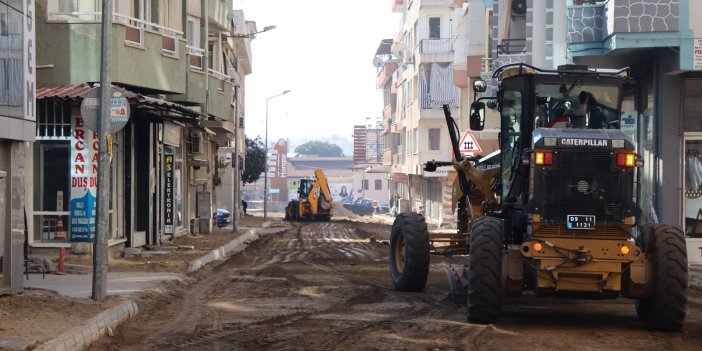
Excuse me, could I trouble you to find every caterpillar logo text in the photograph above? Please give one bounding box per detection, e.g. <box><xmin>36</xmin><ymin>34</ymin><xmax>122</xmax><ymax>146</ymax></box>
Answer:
<box><xmin>560</xmin><ymin>138</ymin><xmax>608</xmax><ymax>147</ymax></box>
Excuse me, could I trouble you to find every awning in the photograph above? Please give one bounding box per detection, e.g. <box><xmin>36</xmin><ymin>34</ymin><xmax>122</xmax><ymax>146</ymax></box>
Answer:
<box><xmin>137</xmin><ymin>95</ymin><xmax>206</xmax><ymax>119</ymax></box>
<box><xmin>36</xmin><ymin>84</ymin><xmax>139</xmax><ymax>100</ymax></box>
<box><xmin>37</xmin><ymin>84</ymin><xmax>205</xmax><ymax>120</ymax></box>
<box><xmin>366</xmin><ymin>165</ymin><xmax>391</xmax><ymax>173</ymax></box>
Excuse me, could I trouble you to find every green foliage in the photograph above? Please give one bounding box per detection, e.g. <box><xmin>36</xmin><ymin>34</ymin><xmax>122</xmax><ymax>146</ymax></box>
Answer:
<box><xmin>243</xmin><ymin>137</ymin><xmax>266</xmax><ymax>184</ymax></box>
<box><xmin>294</xmin><ymin>140</ymin><xmax>343</xmax><ymax>157</ymax></box>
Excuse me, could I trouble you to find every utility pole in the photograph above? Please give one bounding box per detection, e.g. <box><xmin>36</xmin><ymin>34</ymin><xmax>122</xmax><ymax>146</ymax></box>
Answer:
<box><xmin>92</xmin><ymin>0</ymin><xmax>113</xmax><ymax>302</ymax></box>
<box><xmin>231</xmin><ymin>104</ymin><xmax>239</xmax><ymax>232</ymax></box>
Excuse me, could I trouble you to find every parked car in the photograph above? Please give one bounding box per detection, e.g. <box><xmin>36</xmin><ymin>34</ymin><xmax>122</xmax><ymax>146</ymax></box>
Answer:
<box><xmin>216</xmin><ymin>208</ymin><xmax>231</xmax><ymax>228</ymax></box>
<box><xmin>342</xmin><ymin>199</ymin><xmax>375</xmax><ymax>216</ymax></box>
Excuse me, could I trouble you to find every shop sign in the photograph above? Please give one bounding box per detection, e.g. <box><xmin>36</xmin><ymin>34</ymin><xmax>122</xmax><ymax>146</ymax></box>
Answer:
<box><xmin>24</xmin><ymin>0</ymin><xmax>35</xmax><ymax>122</ymax></box>
<box><xmin>80</xmin><ymin>87</ymin><xmax>131</xmax><ymax>133</ymax></box>
<box><xmin>393</xmin><ymin>173</ymin><xmax>409</xmax><ymax>183</ymax></box>
<box><xmin>70</xmin><ymin>116</ymin><xmax>98</xmax><ymax>242</ymax></box>
<box><xmin>163</xmin><ymin>122</ymin><xmax>182</xmax><ymax>146</ymax></box>
<box><xmin>695</xmin><ymin>39</ymin><xmax>702</xmax><ymax>70</ymax></box>
<box><xmin>164</xmin><ymin>146</ymin><xmax>175</xmax><ymax>234</ymax></box>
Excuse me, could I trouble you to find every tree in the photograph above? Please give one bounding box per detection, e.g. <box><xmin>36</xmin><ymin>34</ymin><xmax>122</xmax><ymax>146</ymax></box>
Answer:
<box><xmin>243</xmin><ymin>137</ymin><xmax>266</xmax><ymax>184</ymax></box>
<box><xmin>294</xmin><ymin>141</ymin><xmax>343</xmax><ymax>157</ymax></box>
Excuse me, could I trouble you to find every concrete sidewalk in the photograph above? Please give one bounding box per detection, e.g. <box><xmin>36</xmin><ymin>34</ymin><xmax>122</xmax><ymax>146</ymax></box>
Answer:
<box><xmin>26</xmin><ymin>221</ymin><xmax>289</xmax><ymax>351</ymax></box>
<box><xmin>24</xmin><ymin>272</ymin><xmax>183</xmax><ymax>299</ymax></box>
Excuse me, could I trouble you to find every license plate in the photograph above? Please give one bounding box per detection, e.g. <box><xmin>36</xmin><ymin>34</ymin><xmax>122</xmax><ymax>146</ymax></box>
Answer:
<box><xmin>567</xmin><ymin>215</ymin><xmax>595</xmax><ymax>230</ymax></box>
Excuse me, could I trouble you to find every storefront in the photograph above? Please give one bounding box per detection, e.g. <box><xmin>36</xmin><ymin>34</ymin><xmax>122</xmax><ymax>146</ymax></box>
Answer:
<box><xmin>31</xmin><ymin>92</ymin><xmax>126</xmax><ymax>248</ymax></box>
<box><xmin>681</xmin><ymin>77</ymin><xmax>702</xmax><ymax>263</ymax></box>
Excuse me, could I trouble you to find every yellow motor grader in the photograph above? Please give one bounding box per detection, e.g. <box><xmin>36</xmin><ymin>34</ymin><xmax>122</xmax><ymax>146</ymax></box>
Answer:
<box><xmin>389</xmin><ymin>63</ymin><xmax>688</xmax><ymax>331</ymax></box>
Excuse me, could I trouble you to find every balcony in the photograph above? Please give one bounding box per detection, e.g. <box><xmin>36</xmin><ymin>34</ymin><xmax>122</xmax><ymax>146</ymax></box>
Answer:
<box><xmin>207</xmin><ymin>69</ymin><xmax>234</xmax><ymax>121</ymax></box>
<box><xmin>421</xmin><ymin>0</ymin><xmax>454</xmax><ymax>6</ymax></box>
<box><xmin>39</xmin><ymin>12</ymin><xmax>186</xmax><ymax>94</ymax></box>
<box><xmin>209</xmin><ymin>0</ymin><xmax>234</xmax><ymax>30</ymax></box>
<box><xmin>567</xmin><ymin>1</ymin><xmax>681</xmax><ymax>57</ymax></box>
<box><xmin>420</xmin><ymin>39</ymin><xmax>453</xmax><ymax>54</ymax></box>
<box><xmin>377</xmin><ymin>62</ymin><xmax>399</xmax><ymax>89</ymax></box>
<box><xmin>496</xmin><ymin>39</ymin><xmax>527</xmax><ymax>56</ymax></box>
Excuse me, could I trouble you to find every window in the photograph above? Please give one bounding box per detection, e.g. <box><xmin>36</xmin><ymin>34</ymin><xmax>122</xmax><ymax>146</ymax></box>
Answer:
<box><xmin>429</xmin><ymin>17</ymin><xmax>441</xmax><ymax>39</ymax></box>
<box><xmin>0</xmin><ymin>5</ymin><xmax>23</xmax><ymax>117</ymax></box>
<box><xmin>413</xmin><ymin>128</ymin><xmax>419</xmax><ymax>153</ymax></box>
<box><xmin>187</xmin><ymin>17</ymin><xmax>200</xmax><ymax>48</ymax></box>
<box><xmin>375</xmin><ymin>179</ymin><xmax>382</xmax><ymax>190</ymax></box>
<box><xmin>363</xmin><ymin>179</ymin><xmax>369</xmax><ymax>190</ymax></box>
<box><xmin>428</xmin><ymin>128</ymin><xmax>440</xmax><ymax>151</ymax></box>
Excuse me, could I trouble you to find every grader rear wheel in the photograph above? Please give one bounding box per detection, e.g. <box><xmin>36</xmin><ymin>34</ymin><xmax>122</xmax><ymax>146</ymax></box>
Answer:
<box><xmin>389</xmin><ymin>213</ymin><xmax>430</xmax><ymax>292</ymax></box>
<box><xmin>636</xmin><ymin>223</ymin><xmax>688</xmax><ymax>331</ymax></box>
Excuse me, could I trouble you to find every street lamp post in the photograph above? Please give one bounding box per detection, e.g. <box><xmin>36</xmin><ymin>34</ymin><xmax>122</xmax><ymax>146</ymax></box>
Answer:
<box><xmin>264</xmin><ymin>90</ymin><xmax>291</xmax><ymax>220</ymax></box>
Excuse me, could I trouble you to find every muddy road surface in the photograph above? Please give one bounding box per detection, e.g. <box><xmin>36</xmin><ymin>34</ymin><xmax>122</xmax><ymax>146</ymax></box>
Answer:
<box><xmin>92</xmin><ymin>219</ymin><xmax>702</xmax><ymax>350</ymax></box>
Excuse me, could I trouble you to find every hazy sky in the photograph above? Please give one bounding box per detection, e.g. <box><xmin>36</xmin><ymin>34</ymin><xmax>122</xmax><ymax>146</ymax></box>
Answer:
<box><xmin>234</xmin><ymin>0</ymin><xmax>400</xmax><ymax>144</ymax></box>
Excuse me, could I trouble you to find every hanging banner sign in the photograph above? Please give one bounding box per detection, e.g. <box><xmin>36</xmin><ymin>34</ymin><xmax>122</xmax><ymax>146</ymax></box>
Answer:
<box><xmin>164</xmin><ymin>145</ymin><xmax>175</xmax><ymax>234</ymax></box>
<box><xmin>70</xmin><ymin>116</ymin><xmax>98</xmax><ymax>242</ymax></box>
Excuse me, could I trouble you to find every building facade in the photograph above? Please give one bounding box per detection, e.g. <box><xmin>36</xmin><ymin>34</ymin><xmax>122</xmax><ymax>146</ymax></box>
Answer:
<box><xmin>25</xmin><ymin>0</ymin><xmax>251</xmax><ymax>261</ymax></box>
<box><xmin>457</xmin><ymin>0</ymin><xmax>700</xmax><ymax>262</ymax></box>
<box><xmin>1</xmin><ymin>0</ymin><xmax>35</xmax><ymax>295</ymax></box>
<box><xmin>379</xmin><ymin>0</ymin><xmax>499</xmax><ymax>226</ymax></box>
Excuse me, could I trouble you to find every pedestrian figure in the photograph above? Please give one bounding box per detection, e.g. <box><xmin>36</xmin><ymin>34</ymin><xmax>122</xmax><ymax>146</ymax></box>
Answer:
<box><xmin>241</xmin><ymin>199</ymin><xmax>248</xmax><ymax>215</ymax></box>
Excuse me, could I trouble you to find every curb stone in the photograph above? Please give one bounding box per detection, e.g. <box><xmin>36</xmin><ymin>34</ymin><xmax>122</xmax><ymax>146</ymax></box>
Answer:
<box><xmin>36</xmin><ymin>300</ymin><xmax>138</xmax><ymax>351</ymax></box>
<box><xmin>186</xmin><ymin>224</ymin><xmax>287</xmax><ymax>273</ymax></box>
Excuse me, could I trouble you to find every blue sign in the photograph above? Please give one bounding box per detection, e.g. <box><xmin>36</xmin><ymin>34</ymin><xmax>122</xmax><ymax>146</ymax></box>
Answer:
<box><xmin>70</xmin><ymin>116</ymin><xmax>98</xmax><ymax>242</ymax></box>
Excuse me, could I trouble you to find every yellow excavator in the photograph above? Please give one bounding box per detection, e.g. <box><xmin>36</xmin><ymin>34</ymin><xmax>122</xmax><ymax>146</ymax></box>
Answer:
<box><xmin>284</xmin><ymin>169</ymin><xmax>334</xmax><ymax>221</ymax></box>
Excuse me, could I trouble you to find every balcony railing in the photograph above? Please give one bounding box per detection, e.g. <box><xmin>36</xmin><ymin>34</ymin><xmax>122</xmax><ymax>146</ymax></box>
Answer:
<box><xmin>497</xmin><ymin>38</ymin><xmax>527</xmax><ymax>56</ymax></box>
<box><xmin>420</xmin><ymin>39</ymin><xmax>453</xmax><ymax>54</ymax></box>
<box><xmin>482</xmin><ymin>57</ymin><xmax>493</xmax><ymax>73</ymax></box>
<box><xmin>47</xmin><ymin>11</ymin><xmax>183</xmax><ymax>57</ymax></box>
<box><xmin>186</xmin><ymin>46</ymin><xmax>205</xmax><ymax>69</ymax></box>
<box><xmin>208</xmin><ymin>69</ymin><xmax>230</xmax><ymax>91</ymax></box>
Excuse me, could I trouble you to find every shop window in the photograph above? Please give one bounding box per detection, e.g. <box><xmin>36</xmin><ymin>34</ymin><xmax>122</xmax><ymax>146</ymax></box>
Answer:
<box><xmin>33</xmin><ymin>142</ymin><xmax>70</xmax><ymax>242</ymax></box>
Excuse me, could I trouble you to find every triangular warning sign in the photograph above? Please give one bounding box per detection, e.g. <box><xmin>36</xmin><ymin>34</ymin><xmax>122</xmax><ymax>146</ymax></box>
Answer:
<box><xmin>458</xmin><ymin>130</ymin><xmax>482</xmax><ymax>154</ymax></box>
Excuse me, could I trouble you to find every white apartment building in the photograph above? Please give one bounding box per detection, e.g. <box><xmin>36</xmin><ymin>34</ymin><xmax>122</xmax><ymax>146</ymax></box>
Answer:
<box><xmin>378</xmin><ymin>0</ymin><xmax>497</xmax><ymax>226</ymax></box>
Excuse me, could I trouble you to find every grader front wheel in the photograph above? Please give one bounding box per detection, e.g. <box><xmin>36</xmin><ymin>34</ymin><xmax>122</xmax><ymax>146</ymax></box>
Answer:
<box><xmin>467</xmin><ymin>216</ymin><xmax>503</xmax><ymax>324</ymax></box>
<box><xmin>637</xmin><ymin>223</ymin><xmax>688</xmax><ymax>331</ymax></box>
<box><xmin>389</xmin><ymin>213</ymin><xmax>430</xmax><ymax>292</ymax></box>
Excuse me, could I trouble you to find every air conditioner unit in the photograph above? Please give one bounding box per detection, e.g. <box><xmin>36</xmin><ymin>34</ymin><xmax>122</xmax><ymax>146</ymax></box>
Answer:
<box><xmin>511</xmin><ymin>0</ymin><xmax>527</xmax><ymax>16</ymax></box>
<box><xmin>190</xmin><ymin>131</ymin><xmax>204</xmax><ymax>154</ymax></box>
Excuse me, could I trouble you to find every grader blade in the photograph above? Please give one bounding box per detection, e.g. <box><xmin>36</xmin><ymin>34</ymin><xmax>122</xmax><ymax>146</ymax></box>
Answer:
<box><xmin>443</xmin><ymin>265</ymin><xmax>468</xmax><ymax>304</ymax></box>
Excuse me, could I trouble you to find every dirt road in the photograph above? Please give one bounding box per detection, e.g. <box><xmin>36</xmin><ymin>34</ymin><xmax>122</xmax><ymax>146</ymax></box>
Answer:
<box><xmin>91</xmin><ymin>219</ymin><xmax>702</xmax><ymax>350</ymax></box>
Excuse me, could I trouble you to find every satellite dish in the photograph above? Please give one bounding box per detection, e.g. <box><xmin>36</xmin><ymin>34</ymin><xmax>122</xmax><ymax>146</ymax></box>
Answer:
<box><xmin>372</xmin><ymin>57</ymin><xmax>384</xmax><ymax>68</ymax></box>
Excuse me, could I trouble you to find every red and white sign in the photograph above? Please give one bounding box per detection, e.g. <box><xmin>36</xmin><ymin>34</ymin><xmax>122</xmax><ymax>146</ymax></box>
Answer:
<box><xmin>459</xmin><ymin>130</ymin><xmax>482</xmax><ymax>154</ymax></box>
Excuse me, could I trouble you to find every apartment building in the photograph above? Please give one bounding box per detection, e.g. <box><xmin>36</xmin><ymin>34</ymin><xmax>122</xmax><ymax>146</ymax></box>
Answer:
<box><xmin>1</xmin><ymin>1</ymin><xmax>35</xmax><ymax>295</ymax></box>
<box><xmin>27</xmin><ymin>0</ymin><xmax>247</xmax><ymax>258</ymax></box>
<box><xmin>381</xmin><ymin>0</ymin><xmax>464</xmax><ymax>225</ymax></box>
<box><xmin>214</xmin><ymin>9</ymin><xmax>255</xmax><ymax>221</ymax></box>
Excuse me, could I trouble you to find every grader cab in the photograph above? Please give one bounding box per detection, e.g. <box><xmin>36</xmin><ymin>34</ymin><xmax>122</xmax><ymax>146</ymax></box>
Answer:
<box><xmin>389</xmin><ymin>63</ymin><xmax>688</xmax><ymax>331</ymax></box>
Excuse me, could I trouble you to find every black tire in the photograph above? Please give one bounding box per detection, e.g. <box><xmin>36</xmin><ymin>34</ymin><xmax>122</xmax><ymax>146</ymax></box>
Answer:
<box><xmin>637</xmin><ymin>223</ymin><xmax>688</xmax><ymax>331</ymax></box>
<box><xmin>467</xmin><ymin>216</ymin><xmax>503</xmax><ymax>324</ymax></box>
<box><xmin>389</xmin><ymin>213</ymin><xmax>430</xmax><ymax>291</ymax></box>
